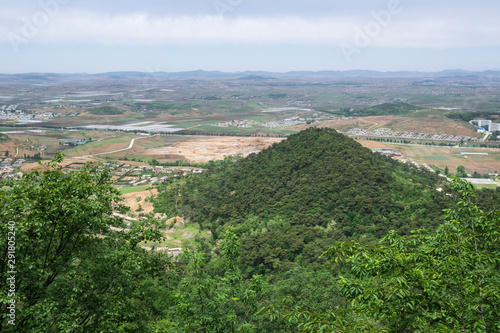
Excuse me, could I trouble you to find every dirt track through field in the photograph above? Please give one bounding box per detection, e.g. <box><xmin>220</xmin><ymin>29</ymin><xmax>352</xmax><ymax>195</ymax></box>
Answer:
<box><xmin>78</xmin><ymin>137</ymin><xmax>148</xmax><ymax>158</ymax></box>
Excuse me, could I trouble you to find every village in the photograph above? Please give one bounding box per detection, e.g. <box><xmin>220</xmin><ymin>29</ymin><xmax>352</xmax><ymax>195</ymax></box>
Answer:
<box><xmin>0</xmin><ymin>158</ymin><xmax>204</xmax><ymax>185</ymax></box>
<box><xmin>344</xmin><ymin>127</ymin><xmax>479</xmax><ymax>142</ymax></box>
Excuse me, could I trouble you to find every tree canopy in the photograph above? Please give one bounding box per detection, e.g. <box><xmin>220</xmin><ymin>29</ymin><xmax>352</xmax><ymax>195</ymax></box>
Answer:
<box><xmin>264</xmin><ymin>178</ymin><xmax>500</xmax><ymax>332</ymax></box>
<box><xmin>0</xmin><ymin>153</ymin><xmax>169</xmax><ymax>332</ymax></box>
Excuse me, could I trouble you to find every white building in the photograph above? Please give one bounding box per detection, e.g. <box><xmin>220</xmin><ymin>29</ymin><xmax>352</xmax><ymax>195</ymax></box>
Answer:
<box><xmin>471</xmin><ymin>119</ymin><xmax>500</xmax><ymax>132</ymax></box>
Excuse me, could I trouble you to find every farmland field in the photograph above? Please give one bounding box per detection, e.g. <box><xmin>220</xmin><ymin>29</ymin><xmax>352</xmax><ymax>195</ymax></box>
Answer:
<box><xmin>119</xmin><ymin>185</ymin><xmax>152</xmax><ymax>194</ymax></box>
<box><xmin>2</xmin><ymin>71</ymin><xmax>500</xmax><ymax>181</ymax></box>
<box><xmin>388</xmin><ymin>144</ymin><xmax>500</xmax><ymax>174</ymax></box>
<box><xmin>287</xmin><ymin>114</ymin><xmax>479</xmax><ymax>137</ymax></box>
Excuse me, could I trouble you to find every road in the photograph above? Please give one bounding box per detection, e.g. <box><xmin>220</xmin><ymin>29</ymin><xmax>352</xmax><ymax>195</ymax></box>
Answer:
<box><xmin>78</xmin><ymin>136</ymin><xmax>149</xmax><ymax>158</ymax></box>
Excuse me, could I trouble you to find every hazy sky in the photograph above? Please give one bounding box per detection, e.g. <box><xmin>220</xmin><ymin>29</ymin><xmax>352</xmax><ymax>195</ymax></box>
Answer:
<box><xmin>1</xmin><ymin>0</ymin><xmax>499</xmax><ymax>73</ymax></box>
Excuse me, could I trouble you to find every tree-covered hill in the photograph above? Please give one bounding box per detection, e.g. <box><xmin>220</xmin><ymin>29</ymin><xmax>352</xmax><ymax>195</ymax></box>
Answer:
<box><xmin>154</xmin><ymin>128</ymin><xmax>449</xmax><ymax>245</ymax></box>
<box><xmin>336</xmin><ymin>101</ymin><xmax>423</xmax><ymax>116</ymax></box>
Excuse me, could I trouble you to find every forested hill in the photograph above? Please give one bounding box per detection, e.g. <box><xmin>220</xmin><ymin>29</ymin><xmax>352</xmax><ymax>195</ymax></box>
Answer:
<box><xmin>154</xmin><ymin>128</ymin><xmax>450</xmax><ymax>244</ymax></box>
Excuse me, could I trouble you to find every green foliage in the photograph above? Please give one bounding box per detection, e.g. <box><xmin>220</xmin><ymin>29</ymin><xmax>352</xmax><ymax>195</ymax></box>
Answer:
<box><xmin>154</xmin><ymin>128</ymin><xmax>449</xmax><ymax>245</ymax></box>
<box><xmin>133</xmin><ymin>101</ymin><xmax>199</xmax><ymax>112</ymax></box>
<box><xmin>268</xmin><ymin>93</ymin><xmax>287</xmax><ymax>99</ymax></box>
<box><xmin>170</xmin><ymin>228</ymin><xmax>265</xmax><ymax>332</ymax></box>
<box><xmin>337</xmin><ymin>102</ymin><xmax>423</xmax><ymax>117</ymax></box>
<box><xmin>0</xmin><ymin>133</ymin><xmax>9</xmax><ymax>143</ymax></box>
<box><xmin>0</xmin><ymin>153</ymin><xmax>169</xmax><ymax>331</ymax></box>
<box><xmin>445</xmin><ymin>111</ymin><xmax>499</xmax><ymax>123</ymax></box>
<box><xmin>457</xmin><ymin>165</ymin><xmax>467</xmax><ymax>177</ymax></box>
<box><xmin>88</xmin><ymin>105</ymin><xmax>125</xmax><ymax>115</ymax></box>
<box><xmin>320</xmin><ymin>178</ymin><xmax>500</xmax><ymax>332</ymax></box>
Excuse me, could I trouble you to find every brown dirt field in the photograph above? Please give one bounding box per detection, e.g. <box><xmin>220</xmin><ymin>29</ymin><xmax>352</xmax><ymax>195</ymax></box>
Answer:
<box><xmin>20</xmin><ymin>157</ymin><xmax>96</xmax><ymax>172</ymax></box>
<box><xmin>121</xmin><ymin>189</ymin><xmax>158</xmax><ymax>216</ymax></box>
<box><xmin>286</xmin><ymin>115</ymin><xmax>479</xmax><ymax>137</ymax></box>
<box><xmin>356</xmin><ymin>139</ymin><xmax>394</xmax><ymax>150</ymax></box>
<box><xmin>145</xmin><ymin>137</ymin><xmax>283</xmax><ymax>162</ymax></box>
<box><xmin>0</xmin><ymin>133</ymin><xmax>61</xmax><ymax>159</ymax></box>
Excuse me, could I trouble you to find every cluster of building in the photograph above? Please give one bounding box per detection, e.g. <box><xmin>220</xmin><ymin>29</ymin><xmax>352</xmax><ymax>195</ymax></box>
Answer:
<box><xmin>345</xmin><ymin>127</ymin><xmax>477</xmax><ymax>142</ymax></box>
<box><xmin>471</xmin><ymin>119</ymin><xmax>500</xmax><ymax>132</ymax></box>
<box><xmin>214</xmin><ymin>120</ymin><xmax>257</xmax><ymax>128</ymax></box>
<box><xmin>0</xmin><ymin>158</ymin><xmax>25</xmax><ymax>179</ymax></box>
<box><xmin>100</xmin><ymin>163</ymin><xmax>204</xmax><ymax>187</ymax></box>
<box><xmin>1</xmin><ymin>105</ymin><xmax>19</xmax><ymax>111</ymax></box>
<box><xmin>372</xmin><ymin>148</ymin><xmax>402</xmax><ymax>157</ymax></box>
<box><xmin>60</xmin><ymin>138</ymin><xmax>87</xmax><ymax>146</ymax></box>
<box><xmin>0</xmin><ymin>108</ymin><xmax>60</xmax><ymax>122</ymax></box>
<box><xmin>262</xmin><ymin>114</ymin><xmax>342</xmax><ymax>129</ymax></box>
<box><xmin>262</xmin><ymin>117</ymin><xmax>307</xmax><ymax>128</ymax></box>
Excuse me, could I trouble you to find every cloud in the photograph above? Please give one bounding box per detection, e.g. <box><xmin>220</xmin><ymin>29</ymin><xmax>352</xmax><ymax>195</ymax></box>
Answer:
<box><xmin>1</xmin><ymin>9</ymin><xmax>499</xmax><ymax>49</ymax></box>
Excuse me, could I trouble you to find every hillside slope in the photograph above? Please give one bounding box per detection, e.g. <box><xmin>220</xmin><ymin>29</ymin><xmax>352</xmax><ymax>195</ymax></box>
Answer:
<box><xmin>155</xmin><ymin>128</ymin><xmax>449</xmax><ymax>240</ymax></box>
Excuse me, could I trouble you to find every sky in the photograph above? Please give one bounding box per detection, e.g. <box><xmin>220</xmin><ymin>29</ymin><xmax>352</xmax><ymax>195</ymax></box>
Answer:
<box><xmin>0</xmin><ymin>0</ymin><xmax>499</xmax><ymax>74</ymax></box>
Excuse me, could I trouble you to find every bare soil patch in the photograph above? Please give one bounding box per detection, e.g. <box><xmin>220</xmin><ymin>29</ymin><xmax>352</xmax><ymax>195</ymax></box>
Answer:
<box><xmin>357</xmin><ymin>139</ymin><xmax>394</xmax><ymax>150</ymax></box>
<box><xmin>20</xmin><ymin>157</ymin><xmax>96</xmax><ymax>172</ymax></box>
<box><xmin>122</xmin><ymin>188</ymin><xmax>158</xmax><ymax>215</ymax></box>
<box><xmin>145</xmin><ymin>136</ymin><xmax>283</xmax><ymax>162</ymax></box>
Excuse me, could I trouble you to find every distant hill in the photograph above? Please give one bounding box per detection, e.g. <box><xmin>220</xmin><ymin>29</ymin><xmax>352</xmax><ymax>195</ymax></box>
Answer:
<box><xmin>88</xmin><ymin>106</ymin><xmax>125</xmax><ymax>115</ymax></box>
<box><xmin>155</xmin><ymin>128</ymin><xmax>448</xmax><ymax>239</ymax></box>
<box><xmin>360</xmin><ymin>102</ymin><xmax>423</xmax><ymax>115</ymax></box>
<box><xmin>238</xmin><ymin>75</ymin><xmax>276</xmax><ymax>80</ymax></box>
<box><xmin>2</xmin><ymin>69</ymin><xmax>500</xmax><ymax>82</ymax></box>
<box><xmin>154</xmin><ymin>128</ymin><xmax>452</xmax><ymax>274</ymax></box>
<box><xmin>335</xmin><ymin>102</ymin><xmax>423</xmax><ymax>117</ymax></box>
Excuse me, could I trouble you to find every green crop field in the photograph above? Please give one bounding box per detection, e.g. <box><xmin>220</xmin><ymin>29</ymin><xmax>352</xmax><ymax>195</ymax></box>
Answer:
<box><xmin>475</xmin><ymin>183</ymin><xmax>500</xmax><ymax>190</ymax></box>
<box><xmin>425</xmin><ymin>156</ymin><xmax>450</xmax><ymax>161</ymax></box>
<box><xmin>119</xmin><ymin>185</ymin><xmax>151</xmax><ymax>194</ymax></box>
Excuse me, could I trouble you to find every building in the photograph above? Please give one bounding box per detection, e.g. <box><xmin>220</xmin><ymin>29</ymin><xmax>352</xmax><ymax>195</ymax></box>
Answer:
<box><xmin>459</xmin><ymin>152</ymin><xmax>489</xmax><ymax>156</ymax></box>
<box><xmin>372</xmin><ymin>148</ymin><xmax>402</xmax><ymax>157</ymax></box>
<box><xmin>60</xmin><ymin>138</ymin><xmax>87</xmax><ymax>146</ymax></box>
<box><xmin>462</xmin><ymin>178</ymin><xmax>495</xmax><ymax>184</ymax></box>
<box><xmin>470</xmin><ymin>119</ymin><xmax>500</xmax><ymax>132</ymax></box>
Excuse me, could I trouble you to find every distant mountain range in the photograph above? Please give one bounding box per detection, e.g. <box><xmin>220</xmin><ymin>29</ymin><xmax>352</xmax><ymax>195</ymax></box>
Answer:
<box><xmin>2</xmin><ymin>69</ymin><xmax>500</xmax><ymax>82</ymax></box>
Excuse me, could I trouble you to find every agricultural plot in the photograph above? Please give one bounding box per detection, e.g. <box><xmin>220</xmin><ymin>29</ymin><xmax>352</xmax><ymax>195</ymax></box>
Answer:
<box><xmin>390</xmin><ymin>144</ymin><xmax>500</xmax><ymax>174</ymax></box>
<box><xmin>0</xmin><ymin>132</ymin><xmax>61</xmax><ymax>159</ymax></box>
<box><xmin>287</xmin><ymin>114</ymin><xmax>479</xmax><ymax>138</ymax></box>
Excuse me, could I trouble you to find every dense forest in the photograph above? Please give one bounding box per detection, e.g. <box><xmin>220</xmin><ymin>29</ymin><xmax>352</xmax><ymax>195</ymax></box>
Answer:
<box><xmin>334</xmin><ymin>102</ymin><xmax>423</xmax><ymax>117</ymax></box>
<box><xmin>2</xmin><ymin>130</ymin><xmax>499</xmax><ymax>332</ymax></box>
<box><xmin>446</xmin><ymin>110</ymin><xmax>500</xmax><ymax>122</ymax></box>
<box><xmin>154</xmin><ymin>128</ymin><xmax>451</xmax><ymax>270</ymax></box>
<box><xmin>88</xmin><ymin>106</ymin><xmax>125</xmax><ymax>115</ymax></box>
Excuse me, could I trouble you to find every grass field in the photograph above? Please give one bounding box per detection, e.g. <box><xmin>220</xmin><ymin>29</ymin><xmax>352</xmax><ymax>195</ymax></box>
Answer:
<box><xmin>425</xmin><ymin>156</ymin><xmax>450</xmax><ymax>161</ymax></box>
<box><xmin>119</xmin><ymin>185</ymin><xmax>151</xmax><ymax>194</ymax></box>
<box><xmin>390</xmin><ymin>144</ymin><xmax>500</xmax><ymax>174</ymax></box>
<box><xmin>475</xmin><ymin>184</ymin><xmax>500</xmax><ymax>190</ymax></box>
<box><xmin>140</xmin><ymin>221</ymin><xmax>210</xmax><ymax>249</ymax></box>
<box><xmin>63</xmin><ymin>135</ymin><xmax>136</xmax><ymax>156</ymax></box>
